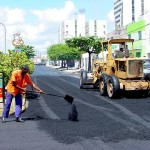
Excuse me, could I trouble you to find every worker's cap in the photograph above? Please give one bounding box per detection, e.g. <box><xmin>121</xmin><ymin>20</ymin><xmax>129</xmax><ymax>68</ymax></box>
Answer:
<box><xmin>21</xmin><ymin>65</ymin><xmax>29</xmax><ymax>70</ymax></box>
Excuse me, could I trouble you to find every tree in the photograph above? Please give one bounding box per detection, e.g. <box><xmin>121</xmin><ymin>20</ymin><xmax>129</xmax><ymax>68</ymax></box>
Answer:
<box><xmin>65</xmin><ymin>36</ymin><xmax>103</xmax><ymax>72</ymax></box>
<box><xmin>19</xmin><ymin>45</ymin><xmax>35</xmax><ymax>59</ymax></box>
<box><xmin>0</xmin><ymin>50</ymin><xmax>34</xmax><ymax>85</ymax></box>
<box><xmin>47</xmin><ymin>44</ymin><xmax>81</xmax><ymax>68</ymax></box>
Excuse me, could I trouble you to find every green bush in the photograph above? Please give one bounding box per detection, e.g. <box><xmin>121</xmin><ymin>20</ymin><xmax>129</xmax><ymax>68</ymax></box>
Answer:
<box><xmin>0</xmin><ymin>50</ymin><xmax>34</xmax><ymax>86</ymax></box>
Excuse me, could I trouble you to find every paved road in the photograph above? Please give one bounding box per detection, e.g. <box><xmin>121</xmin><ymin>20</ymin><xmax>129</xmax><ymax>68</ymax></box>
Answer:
<box><xmin>0</xmin><ymin>65</ymin><xmax>150</xmax><ymax>150</ymax></box>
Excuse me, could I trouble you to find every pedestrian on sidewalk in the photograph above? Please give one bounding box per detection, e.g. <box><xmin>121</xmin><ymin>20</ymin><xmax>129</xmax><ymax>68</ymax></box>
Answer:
<box><xmin>2</xmin><ymin>65</ymin><xmax>44</xmax><ymax>123</ymax></box>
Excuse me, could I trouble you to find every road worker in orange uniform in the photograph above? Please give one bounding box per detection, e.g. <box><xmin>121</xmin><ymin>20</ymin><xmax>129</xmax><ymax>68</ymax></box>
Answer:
<box><xmin>2</xmin><ymin>65</ymin><xmax>44</xmax><ymax>123</ymax></box>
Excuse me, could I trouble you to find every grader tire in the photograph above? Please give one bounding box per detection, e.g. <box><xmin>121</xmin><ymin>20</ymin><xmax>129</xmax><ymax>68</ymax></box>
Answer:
<box><xmin>99</xmin><ymin>74</ymin><xmax>108</xmax><ymax>96</ymax></box>
<box><xmin>107</xmin><ymin>75</ymin><xmax>120</xmax><ymax>98</ymax></box>
<box><xmin>144</xmin><ymin>73</ymin><xmax>150</xmax><ymax>81</ymax></box>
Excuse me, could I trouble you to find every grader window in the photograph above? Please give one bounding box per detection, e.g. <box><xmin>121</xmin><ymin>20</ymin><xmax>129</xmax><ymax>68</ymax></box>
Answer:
<box><xmin>128</xmin><ymin>60</ymin><xmax>143</xmax><ymax>76</ymax></box>
<box><xmin>118</xmin><ymin>61</ymin><xmax>126</xmax><ymax>72</ymax></box>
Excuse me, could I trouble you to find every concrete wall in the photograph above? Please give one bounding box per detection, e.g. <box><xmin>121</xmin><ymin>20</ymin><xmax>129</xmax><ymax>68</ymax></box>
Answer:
<box><xmin>144</xmin><ymin>11</ymin><xmax>150</xmax><ymax>57</ymax></box>
<box><xmin>127</xmin><ymin>20</ymin><xmax>146</xmax><ymax>57</ymax></box>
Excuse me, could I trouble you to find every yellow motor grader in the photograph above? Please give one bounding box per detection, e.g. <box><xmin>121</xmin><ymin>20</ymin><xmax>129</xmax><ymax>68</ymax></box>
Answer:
<box><xmin>79</xmin><ymin>59</ymin><xmax>103</xmax><ymax>89</ymax></box>
<box><xmin>99</xmin><ymin>38</ymin><xmax>150</xmax><ymax>98</ymax></box>
<box><xmin>80</xmin><ymin>38</ymin><xmax>150</xmax><ymax>98</ymax></box>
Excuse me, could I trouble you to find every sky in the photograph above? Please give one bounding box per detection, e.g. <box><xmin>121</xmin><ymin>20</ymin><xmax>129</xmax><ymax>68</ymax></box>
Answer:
<box><xmin>0</xmin><ymin>0</ymin><xmax>115</xmax><ymax>55</ymax></box>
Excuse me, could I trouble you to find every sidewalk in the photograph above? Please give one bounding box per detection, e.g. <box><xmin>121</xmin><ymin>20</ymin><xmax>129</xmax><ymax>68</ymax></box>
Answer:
<box><xmin>49</xmin><ymin>65</ymin><xmax>81</xmax><ymax>77</ymax></box>
<box><xmin>0</xmin><ymin>103</ymin><xmax>3</xmax><ymax>116</ymax></box>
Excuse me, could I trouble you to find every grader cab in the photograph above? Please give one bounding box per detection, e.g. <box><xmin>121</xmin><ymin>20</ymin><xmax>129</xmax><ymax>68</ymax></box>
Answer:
<box><xmin>99</xmin><ymin>38</ymin><xmax>150</xmax><ymax>98</ymax></box>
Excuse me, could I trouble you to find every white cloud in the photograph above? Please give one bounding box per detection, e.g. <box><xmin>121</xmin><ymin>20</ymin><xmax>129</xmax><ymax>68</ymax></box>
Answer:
<box><xmin>32</xmin><ymin>0</ymin><xmax>75</xmax><ymax>23</ymax></box>
<box><xmin>6</xmin><ymin>8</ymin><xmax>25</xmax><ymax>25</ymax></box>
<box><xmin>0</xmin><ymin>0</ymin><xmax>76</xmax><ymax>54</ymax></box>
<box><xmin>0</xmin><ymin>7</ymin><xmax>25</xmax><ymax>25</ymax></box>
<box><xmin>107</xmin><ymin>9</ymin><xmax>115</xmax><ymax>22</ymax></box>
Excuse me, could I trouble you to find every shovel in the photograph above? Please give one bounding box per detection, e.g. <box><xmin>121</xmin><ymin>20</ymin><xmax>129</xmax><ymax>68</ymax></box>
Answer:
<box><xmin>26</xmin><ymin>90</ymin><xmax>74</xmax><ymax>104</ymax></box>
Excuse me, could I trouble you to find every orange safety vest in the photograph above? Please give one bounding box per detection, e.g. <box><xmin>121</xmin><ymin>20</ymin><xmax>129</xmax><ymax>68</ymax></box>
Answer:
<box><xmin>6</xmin><ymin>70</ymin><xmax>33</xmax><ymax>96</ymax></box>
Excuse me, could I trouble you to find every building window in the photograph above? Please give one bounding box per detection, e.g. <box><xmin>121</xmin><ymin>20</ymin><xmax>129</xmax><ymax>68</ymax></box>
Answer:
<box><xmin>128</xmin><ymin>34</ymin><xmax>131</xmax><ymax>39</ymax></box>
<box><xmin>66</xmin><ymin>31</ymin><xmax>68</xmax><ymax>34</ymax></box>
<box><xmin>114</xmin><ymin>3</ymin><xmax>122</xmax><ymax>10</ymax></box>
<box><xmin>141</xmin><ymin>0</ymin><xmax>144</xmax><ymax>15</ymax></box>
<box><xmin>138</xmin><ymin>31</ymin><xmax>142</xmax><ymax>40</ymax></box>
<box><xmin>132</xmin><ymin>0</ymin><xmax>135</xmax><ymax>22</ymax></box>
<box><xmin>136</xmin><ymin>52</ymin><xmax>141</xmax><ymax>57</ymax></box>
<box><xmin>114</xmin><ymin>9</ymin><xmax>122</xmax><ymax>15</ymax></box>
<box><xmin>75</xmin><ymin>20</ymin><xmax>77</xmax><ymax>37</ymax></box>
<box><xmin>115</xmin><ymin>14</ymin><xmax>120</xmax><ymax>19</ymax></box>
<box><xmin>114</xmin><ymin>0</ymin><xmax>121</xmax><ymax>5</ymax></box>
<box><xmin>94</xmin><ymin>20</ymin><xmax>97</xmax><ymax>33</ymax></box>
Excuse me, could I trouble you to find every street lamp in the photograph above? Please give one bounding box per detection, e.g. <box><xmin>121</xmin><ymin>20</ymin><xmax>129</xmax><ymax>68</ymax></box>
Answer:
<box><xmin>0</xmin><ymin>23</ymin><xmax>6</xmax><ymax>54</ymax></box>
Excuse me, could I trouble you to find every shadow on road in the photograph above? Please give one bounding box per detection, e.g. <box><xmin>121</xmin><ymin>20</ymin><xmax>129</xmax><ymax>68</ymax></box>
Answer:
<box><xmin>26</xmin><ymin>92</ymin><xmax>40</xmax><ymax>99</ymax></box>
<box><xmin>23</xmin><ymin>115</ymin><xmax>45</xmax><ymax>121</ymax></box>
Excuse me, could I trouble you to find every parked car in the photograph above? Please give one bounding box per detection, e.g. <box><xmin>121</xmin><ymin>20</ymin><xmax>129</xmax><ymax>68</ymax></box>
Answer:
<box><xmin>143</xmin><ymin>62</ymin><xmax>150</xmax><ymax>81</ymax></box>
<box><xmin>143</xmin><ymin>62</ymin><xmax>150</xmax><ymax>75</ymax></box>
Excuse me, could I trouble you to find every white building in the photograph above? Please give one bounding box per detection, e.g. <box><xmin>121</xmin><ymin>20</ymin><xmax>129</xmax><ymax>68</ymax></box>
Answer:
<box><xmin>144</xmin><ymin>11</ymin><xmax>150</xmax><ymax>58</ymax></box>
<box><xmin>58</xmin><ymin>12</ymin><xmax>107</xmax><ymax>71</ymax></box>
<box><xmin>85</xmin><ymin>20</ymin><xmax>107</xmax><ymax>38</ymax></box>
<box><xmin>76</xmin><ymin>13</ymin><xmax>86</xmax><ymax>37</ymax></box>
<box><xmin>114</xmin><ymin>0</ymin><xmax>149</xmax><ymax>27</ymax></box>
<box><xmin>58</xmin><ymin>20</ymin><xmax>76</xmax><ymax>43</ymax></box>
<box><xmin>59</xmin><ymin>13</ymin><xmax>107</xmax><ymax>43</ymax></box>
<box><xmin>58</xmin><ymin>13</ymin><xmax>86</xmax><ymax>43</ymax></box>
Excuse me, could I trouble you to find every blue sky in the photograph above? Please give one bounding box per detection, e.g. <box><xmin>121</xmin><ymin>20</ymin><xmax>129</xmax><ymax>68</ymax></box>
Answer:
<box><xmin>0</xmin><ymin>0</ymin><xmax>115</xmax><ymax>54</ymax></box>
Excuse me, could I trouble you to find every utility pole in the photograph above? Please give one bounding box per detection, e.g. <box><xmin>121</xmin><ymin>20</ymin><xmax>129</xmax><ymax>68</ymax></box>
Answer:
<box><xmin>0</xmin><ymin>23</ymin><xmax>6</xmax><ymax>54</ymax></box>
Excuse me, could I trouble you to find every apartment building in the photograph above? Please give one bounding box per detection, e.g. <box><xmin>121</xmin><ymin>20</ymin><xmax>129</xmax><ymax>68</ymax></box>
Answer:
<box><xmin>144</xmin><ymin>11</ymin><xmax>150</xmax><ymax>58</ymax></box>
<box><xmin>114</xmin><ymin>0</ymin><xmax>149</xmax><ymax>27</ymax></box>
<box><xmin>113</xmin><ymin>0</ymin><xmax>150</xmax><ymax>58</ymax></box>
<box><xmin>58</xmin><ymin>13</ymin><xmax>85</xmax><ymax>43</ymax></box>
<box><xmin>58</xmin><ymin>20</ymin><xmax>76</xmax><ymax>43</ymax></box>
<box><xmin>59</xmin><ymin>13</ymin><xmax>107</xmax><ymax>43</ymax></box>
<box><xmin>85</xmin><ymin>20</ymin><xmax>107</xmax><ymax>38</ymax></box>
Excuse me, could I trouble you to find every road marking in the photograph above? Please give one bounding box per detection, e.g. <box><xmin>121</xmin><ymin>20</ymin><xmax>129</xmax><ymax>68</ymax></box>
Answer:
<box><xmin>40</xmin><ymin>79</ymin><xmax>113</xmax><ymax>112</ymax></box>
<box><xmin>92</xmin><ymin>93</ymin><xmax>150</xmax><ymax>129</ymax></box>
<box><xmin>39</xmin><ymin>78</ymin><xmax>139</xmax><ymax>132</ymax></box>
<box><xmin>143</xmin><ymin>115</ymin><xmax>150</xmax><ymax>122</ymax></box>
<box><xmin>58</xmin><ymin>77</ymin><xmax>150</xmax><ymax>130</ymax></box>
<box><xmin>34</xmin><ymin>78</ymin><xmax>60</xmax><ymax>120</ymax></box>
<box><xmin>74</xmin><ymin>97</ymin><xmax>139</xmax><ymax>132</ymax></box>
